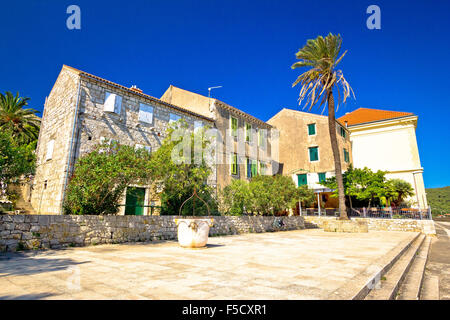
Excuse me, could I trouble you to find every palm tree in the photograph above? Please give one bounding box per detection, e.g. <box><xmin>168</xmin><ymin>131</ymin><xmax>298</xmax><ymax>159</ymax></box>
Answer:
<box><xmin>0</xmin><ymin>91</ymin><xmax>40</xmax><ymax>144</ymax></box>
<box><xmin>291</xmin><ymin>33</ymin><xmax>354</xmax><ymax>219</ymax></box>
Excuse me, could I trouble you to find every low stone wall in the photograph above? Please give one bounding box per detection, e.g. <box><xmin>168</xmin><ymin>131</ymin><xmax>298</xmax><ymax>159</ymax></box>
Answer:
<box><xmin>303</xmin><ymin>216</ymin><xmax>436</xmax><ymax>236</ymax></box>
<box><xmin>0</xmin><ymin>215</ymin><xmax>305</xmax><ymax>252</ymax></box>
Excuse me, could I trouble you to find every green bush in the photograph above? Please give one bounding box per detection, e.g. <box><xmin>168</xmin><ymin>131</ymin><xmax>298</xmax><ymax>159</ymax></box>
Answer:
<box><xmin>63</xmin><ymin>142</ymin><xmax>153</xmax><ymax>215</ymax></box>
<box><xmin>220</xmin><ymin>175</ymin><xmax>314</xmax><ymax>215</ymax></box>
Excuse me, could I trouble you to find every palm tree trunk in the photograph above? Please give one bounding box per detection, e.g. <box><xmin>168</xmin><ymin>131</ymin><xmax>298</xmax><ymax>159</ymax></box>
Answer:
<box><xmin>327</xmin><ymin>91</ymin><xmax>348</xmax><ymax>219</ymax></box>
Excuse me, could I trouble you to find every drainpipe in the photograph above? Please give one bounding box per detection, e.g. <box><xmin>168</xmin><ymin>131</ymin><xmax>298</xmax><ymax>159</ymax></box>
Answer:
<box><xmin>60</xmin><ymin>77</ymin><xmax>82</xmax><ymax>214</ymax></box>
<box><xmin>317</xmin><ymin>192</ymin><xmax>321</xmax><ymax>216</ymax></box>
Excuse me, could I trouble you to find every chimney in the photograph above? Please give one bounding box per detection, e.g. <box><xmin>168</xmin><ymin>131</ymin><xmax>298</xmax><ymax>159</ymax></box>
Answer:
<box><xmin>130</xmin><ymin>85</ymin><xmax>143</xmax><ymax>93</ymax></box>
<box><xmin>344</xmin><ymin>120</ymin><xmax>348</xmax><ymax>128</ymax></box>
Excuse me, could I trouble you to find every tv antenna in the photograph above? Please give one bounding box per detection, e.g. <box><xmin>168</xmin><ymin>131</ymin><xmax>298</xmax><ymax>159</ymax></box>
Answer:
<box><xmin>208</xmin><ymin>86</ymin><xmax>222</xmax><ymax>98</ymax></box>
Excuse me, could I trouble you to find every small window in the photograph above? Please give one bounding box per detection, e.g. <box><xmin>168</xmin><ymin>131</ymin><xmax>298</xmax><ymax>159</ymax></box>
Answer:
<box><xmin>231</xmin><ymin>153</ymin><xmax>238</xmax><ymax>176</ymax></box>
<box><xmin>309</xmin><ymin>146</ymin><xmax>319</xmax><ymax>162</ymax></box>
<box><xmin>297</xmin><ymin>174</ymin><xmax>307</xmax><ymax>186</ymax></box>
<box><xmin>45</xmin><ymin>139</ymin><xmax>55</xmax><ymax>161</ymax></box>
<box><xmin>318</xmin><ymin>172</ymin><xmax>326</xmax><ymax>183</ymax></box>
<box><xmin>258</xmin><ymin>129</ymin><xmax>266</xmax><ymax>148</ymax></box>
<box><xmin>169</xmin><ymin>113</ymin><xmax>181</xmax><ymax>124</ymax></box>
<box><xmin>308</xmin><ymin>123</ymin><xmax>316</xmax><ymax>135</ymax></box>
<box><xmin>138</xmin><ymin>103</ymin><xmax>153</xmax><ymax>124</ymax></box>
<box><xmin>344</xmin><ymin>148</ymin><xmax>350</xmax><ymax>163</ymax></box>
<box><xmin>340</xmin><ymin>126</ymin><xmax>346</xmax><ymax>138</ymax></box>
<box><xmin>230</xmin><ymin>117</ymin><xmax>238</xmax><ymax>137</ymax></box>
<box><xmin>104</xmin><ymin>91</ymin><xmax>122</xmax><ymax>114</ymax></box>
<box><xmin>246</xmin><ymin>158</ymin><xmax>257</xmax><ymax>178</ymax></box>
<box><xmin>245</xmin><ymin>123</ymin><xmax>252</xmax><ymax>142</ymax></box>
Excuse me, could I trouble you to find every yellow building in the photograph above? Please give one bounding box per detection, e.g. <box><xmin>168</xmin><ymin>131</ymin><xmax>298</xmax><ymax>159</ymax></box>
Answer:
<box><xmin>338</xmin><ymin>108</ymin><xmax>428</xmax><ymax>208</ymax></box>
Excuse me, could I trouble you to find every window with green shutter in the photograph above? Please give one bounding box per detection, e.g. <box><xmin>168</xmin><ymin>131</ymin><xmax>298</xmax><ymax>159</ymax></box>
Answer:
<box><xmin>309</xmin><ymin>146</ymin><xmax>319</xmax><ymax>161</ymax></box>
<box><xmin>297</xmin><ymin>174</ymin><xmax>307</xmax><ymax>186</ymax></box>
<box><xmin>308</xmin><ymin>123</ymin><xmax>316</xmax><ymax>135</ymax></box>
<box><xmin>231</xmin><ymin>153</ymin><xmax>238</xmax><ymax>175</ymax></box>
<box><xmin>246</xmin><ymin>158</ymin><xmax>257</xmax><ymax>178</ymax></box>
<box><xmin>230</xmin><ymin>117</ymin><xmax>238</xmax><ymax>137</ymax></box>
<box><xmin>258</xmin><ymin>129</ymin><xmax>266</xmax><ymax>148</ymax></box>
<box><xmin>245</xmin><ymin>123</ymin><xmax>252</xmax><ymax>142</ymax></box>
<box><xmin>340</xmin><ymin>126</ymin><xmax>346</xmax><ymax>138</ymax></box>
<box><xmin>343</xmin><ymin>148</ymin><xmax>350</xmax><ymax>163</ymax></box>
<box><xmin>318</xmin><ymin>172</ymin><xmax>326</xmax><ymax>183</ymax></box>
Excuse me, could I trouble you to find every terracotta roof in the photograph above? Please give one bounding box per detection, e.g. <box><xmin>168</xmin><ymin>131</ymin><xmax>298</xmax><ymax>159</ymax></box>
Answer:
<box><xmin>338</xmin><ymin>108</ymin><xmax>415</xmax><ymax>126</ymax></box>
<box><xmin>61</xmin><ymin>65</ymin><xmax>214</xmax><ymax>122</ymax></box>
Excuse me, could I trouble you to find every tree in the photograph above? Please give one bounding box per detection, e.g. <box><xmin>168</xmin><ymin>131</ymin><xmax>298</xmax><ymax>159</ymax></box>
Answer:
<box><xmin>220</xmin><ymin>179</ymin><xmax>251</xmax><ymax>215</ymax></box>
<box><xmin>291</xmin><ymin>33</ymin><xmax>354</xmax><ymax>219</ymax></box>
<box><xmin>0</xmin><ymin>130</ymin><xmax>35</xmax><ymax>206</ymax></box>
<box><xmin>151</xmin><ymin>120</ymin><xmax>216</xmax><ymax>216</ymax></box>
<box><xmin>63</xmin><ymin>142</ymin><xmax>153</xmax><ymax>215</ymax></box>
<box><xmin>386</xmin><ymin>179</ymin><xmax>415</xmax><ymax>206</ymax></box>
<box><xmin>0</xmin><ymin>91</ymin><xmax>40</xmax><ymax>144</ymax></box>
<box><xmin>298</xmin><ymin>184</ymin><xmax>317</xmax><ymax>209</ymax></box>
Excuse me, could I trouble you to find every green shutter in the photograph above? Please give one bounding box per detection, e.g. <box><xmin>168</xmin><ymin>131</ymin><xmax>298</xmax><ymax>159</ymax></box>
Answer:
<box><xmin>251</xmin><ymin>160</ymin><xmax>257</xmax><ymax>177</ymax></box>
<box><xmin>309</xmin><ymin>147</ymin><xmax>318</xmax><ymax>161</ymax></box>
<box><xmin>231</xmin><ymin>153</ymin><xmax>238</xmax><ymax>175</ymax></box>
<box><xmin>344</xmin><ymin>148</ymin><xmax>349</xmax><ymax>162</ymax></box>
<box><xmin>308</xmin><ymin>123</ymin><xmax>316</xmax><ymax>135</ymax></box>
<box><xmin>297</xmin><ymin>174</ymin><xmax>307</xmax><ymax>186</ymax></box>
<box><xmin>246</xmin><ymin>123</ymin><xmax>252</xmax><ymax>142</ymax></box>
<box><xmin>231</xmin><ymin>117</ymin><xmax>238</xmax><ymax>136</ymax></box>
<box><xmin>318</xmin><ymin>172</ymin><xmax>326</xmax><ymax>183</ymax></box>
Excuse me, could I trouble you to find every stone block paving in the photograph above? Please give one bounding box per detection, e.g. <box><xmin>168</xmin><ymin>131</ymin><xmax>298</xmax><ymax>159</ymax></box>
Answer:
<box><xmin>0</xmin><ymin>229</ymin><xmax>417</xmax><ymax>300</ymax></box>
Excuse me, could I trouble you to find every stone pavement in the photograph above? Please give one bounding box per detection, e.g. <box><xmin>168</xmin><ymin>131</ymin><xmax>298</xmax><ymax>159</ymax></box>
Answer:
<box><xmin>0</xmin><ymin>229</ymin><xmax>418</xmax><ymax>300</ymax></box>
<box><xmin>425</xmin><ymin>221</ymin><xmax>450</xmax><ymax>300</ymax></box>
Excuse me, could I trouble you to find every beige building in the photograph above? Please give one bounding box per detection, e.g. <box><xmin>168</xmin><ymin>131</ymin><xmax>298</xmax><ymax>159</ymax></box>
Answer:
<box><xmin>267</xmin><ymin>108</ymin><xmax>352</xmax><ymax>208</ymax></box>
<box><xmin>338</xmin><ymin>108</ymin><xmax>428</xmax><ymax>208</ymax></box>
<box><xmin>31</xmin><ymin>65</ymin><xmax>214</xmax><ymax>215</ymax></box>
<box><xmin>161</xmin><ymin>85</ymin><xmax>274</xmax><ymax>191</ymax></box>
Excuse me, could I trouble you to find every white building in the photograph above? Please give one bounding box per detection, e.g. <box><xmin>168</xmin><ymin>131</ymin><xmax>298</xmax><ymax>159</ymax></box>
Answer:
<box><xmin>338</xmin><ymin>108</ymin><xmax>428</xmax><ymax>208</ymax></box>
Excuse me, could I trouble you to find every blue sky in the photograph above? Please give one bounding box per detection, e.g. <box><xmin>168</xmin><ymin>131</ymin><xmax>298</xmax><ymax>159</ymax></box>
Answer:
<box><xmin>1</xmin><ymin>0</ymin><xmax>449</xmax><ymax>188</ymax></box>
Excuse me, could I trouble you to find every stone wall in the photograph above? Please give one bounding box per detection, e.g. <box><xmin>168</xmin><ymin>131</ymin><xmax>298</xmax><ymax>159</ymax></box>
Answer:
<box><xmin>303</xmin><ymin>216</ymin><xmax>436</xmax><ymax>235</ymax></box>
<box><xmin>0</xmin><ymin>215</ymin><xmax>305</xmax><ymax>252</ymax></box>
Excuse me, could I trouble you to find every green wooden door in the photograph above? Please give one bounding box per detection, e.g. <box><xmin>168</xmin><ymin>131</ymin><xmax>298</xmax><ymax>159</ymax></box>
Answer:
<box><xmin>125</xmin><ymin>187</ymin><xmax>145</xmax><ymax>215</ymax></box>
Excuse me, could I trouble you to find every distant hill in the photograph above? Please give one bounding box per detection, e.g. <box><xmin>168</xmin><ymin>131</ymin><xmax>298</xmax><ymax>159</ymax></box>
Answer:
<box><xmin>427</xmin><ymin>186</ymin><xmax>450</xmax><ymax>215</ymax></box>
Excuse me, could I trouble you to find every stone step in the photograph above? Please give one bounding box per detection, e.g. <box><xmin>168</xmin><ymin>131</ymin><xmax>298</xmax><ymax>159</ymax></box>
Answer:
<box><xmin>365</xmin><ymin>234</ymin><xmax>426</xmax><ymax>300</ymax></box>
<box><xmin>420</xmin><ymin>274</ymin><xmax>440</xmax><ymax>300</ymax></box>
<box><xmin>327</xmin><ymin>232</ymin><xmax>421</xmax><ymax>300</ymax></box>
<box><xmin>396</xmin><ymin>236</ymin><xmax>431</xmax><ymax>300</ymax></box>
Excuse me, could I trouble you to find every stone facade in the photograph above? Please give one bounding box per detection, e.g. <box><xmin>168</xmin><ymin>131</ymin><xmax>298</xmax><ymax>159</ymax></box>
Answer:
<box><xmin>0</xmin><ymin>214</ymin><xmax>305</xmax><ymax>252</ymax></box>
<box><xmin>30</xmin><ymin>65</ymin><xmax>215</xmax><ymax>215</ymax></box>
<box><xmin>161</xmin><ymin>85</ymin><xmax>275</xmax><ymax>191</ymax></box>
<box><xmin>303</xmin><ymin>216</ymin><xmax>436</xmax><ymax>235</ymax></box>
<box><xmin>267</xmin><ymin>108</ymin><xmax>353</xmax><ymax>208</ymax></box>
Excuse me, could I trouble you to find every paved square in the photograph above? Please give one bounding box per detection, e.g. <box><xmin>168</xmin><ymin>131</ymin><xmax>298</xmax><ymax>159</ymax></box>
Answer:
<box><xmin>0</xmin><ymin>229</ymin><xmax>418</xmax><ymax>299</ymax></box>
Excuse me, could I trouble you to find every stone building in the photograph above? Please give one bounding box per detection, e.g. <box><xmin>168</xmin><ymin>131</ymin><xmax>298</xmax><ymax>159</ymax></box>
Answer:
<box><xmin>338</xmin><ymin>108</ymin><xmax>428</xmax><ymax>208</ymax></box>
<box><xmin>160</xmin><ymin>85</ymin><xmax>275</xmax><ymax>191</ymax></box>
<box><xmin>31</xmin><ymin>65</ymin><xmax>214</xmax><ymax>215</ymax></box>
<box><xmin>267</xmin><ymin>108</ymin><xmax>352</xmax><ymax>208</ymax></box>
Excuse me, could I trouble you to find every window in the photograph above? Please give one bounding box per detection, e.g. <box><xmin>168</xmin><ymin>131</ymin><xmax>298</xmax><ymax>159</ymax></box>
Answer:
<box><xmin>169</xmin><ymin>113</ymin><xmax>181</xmax><ymax>124</ymax></box>
<box><xmin>245</xmin><ymin>122</ymin><xmax>252</xmax><ymax>142</ymax></box>
<box><xmin>230</xmin><ymin>117</ymin><xmax>238</xmax><ymax>137</ymax></box>
<box><xmin>259</xmin><ymin>161</ymin><xmax>266</xmax><ymax>175</ymax></box>
<box><xmin>318</xmin><ymin>172</ymin><xmax>326</xmax><ymax>183</ymax></box>
<box><xmin>308</xmin><ymin>123</ymin><xmax>316</xmax><ymax>135</ymax></box>
<box><xmin>340</xmin><ymin>126</ymin><xmax>346</xmax><ymax>138</ymax></box>
<box><xmin>45</xmin><ymin>139</ymin><xmax>55</xmax><ymax>161</ymax></box>
<box><xmin>309</xmin><ymin>146</ymin><xmax>319</xmax><ymax>162</ymax></box>
<box><xmin>258</xmin><ymin>129</ymin><xmax>266</xmax><ymax>148</ymax></box>
<box><xmin>231</xmin><ymin>153</ymin><xmax>238</xmax><ymax>176</ymax></box>
<box><xmin>343</xmin><ymin>148</ymin><xmax>350</xmax><ymax>163</ymax></box>
<box><xmin>297</xmin><ymin>174</ymin><xmax>307</xmax><ymax>186</ymax></box>
<box><xmin>138</xmin><ymin>103</ymin><xmax>153</xmax><ymax>124</ymax></box>
<box><xmin>104</xmin><ymin>92</ymin><xmax>122</xmax><ymax>114</ymax></box>
<box><xmin>246</xmin><ymin>158</ymin><xmax>257</xmax><ymax>178</ymax></box>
